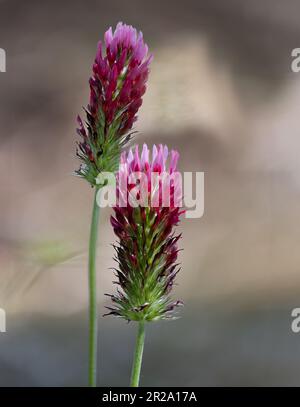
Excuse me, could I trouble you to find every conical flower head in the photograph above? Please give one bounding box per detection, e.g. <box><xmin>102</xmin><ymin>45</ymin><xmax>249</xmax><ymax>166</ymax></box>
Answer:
<box><xmin>106</xmin><ymin>144</ymin><xmax>184</xmax><ymax>321</ymax></box>
<box><xmin>76</xmin><ymin>23</ymin><xmax>152</xmax><ymax>186</ymax></box>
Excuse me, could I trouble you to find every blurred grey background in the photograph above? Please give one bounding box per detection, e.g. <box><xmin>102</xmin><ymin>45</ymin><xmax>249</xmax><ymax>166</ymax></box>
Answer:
<box><xmin>1</xmin><ymin>0</ymin><xmax>300</xmax><ymax>386</ymax></box>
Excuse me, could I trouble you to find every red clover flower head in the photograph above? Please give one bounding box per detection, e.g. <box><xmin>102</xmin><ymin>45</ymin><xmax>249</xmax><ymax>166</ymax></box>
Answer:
<box><xmin>106</xmin><ymin>144</ymin><xmax>184</xmax><ymax>322</ymax></box>
<box><xmin>76</xmin><ymin>22</ymin><xmax>152</xmax><ymax>185</ymax></box>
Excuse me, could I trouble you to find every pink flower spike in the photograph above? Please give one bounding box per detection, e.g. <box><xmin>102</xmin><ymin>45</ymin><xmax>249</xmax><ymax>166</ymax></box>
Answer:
<box><xmin>108</xmin><ymin>143</ymin><xmax>184</xmax><ymax>321</ymax></box>
<box><xmin>76</xmin><ymin>22</ymin><xmax>152</xmax><ymax>184</ymax></box>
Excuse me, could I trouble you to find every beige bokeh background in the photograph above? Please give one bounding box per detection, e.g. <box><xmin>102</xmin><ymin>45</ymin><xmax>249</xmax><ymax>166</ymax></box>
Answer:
<box><xmin>0</xmin><ymin>0</ymin><xmax>300</xmax><ymax>386</ymax></box>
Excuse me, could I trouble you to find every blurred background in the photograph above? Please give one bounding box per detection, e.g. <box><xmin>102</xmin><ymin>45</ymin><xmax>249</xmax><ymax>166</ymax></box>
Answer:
<box><xmin>1</xmin><ymin>0</ymin><xmax>300</xmax><ymax>386</ymax></box>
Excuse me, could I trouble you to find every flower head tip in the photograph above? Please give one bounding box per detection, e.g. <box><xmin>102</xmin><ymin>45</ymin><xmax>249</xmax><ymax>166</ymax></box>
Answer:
<box><xmin>76</xmin><ymin>23</ymin><xmax>152</xmax><ymax>186</ymax></box>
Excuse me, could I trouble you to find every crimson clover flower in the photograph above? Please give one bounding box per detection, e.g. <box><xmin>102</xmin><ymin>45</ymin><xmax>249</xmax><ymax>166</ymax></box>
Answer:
<box><xmin>76</xmin><ymin>22</ymin><xmax>152</xmax><ymax>185</ymax></box>
<box><xmin>106</xmin><ymin>144</ymin><xmax>184</xmax><ymax>322</ymax></box>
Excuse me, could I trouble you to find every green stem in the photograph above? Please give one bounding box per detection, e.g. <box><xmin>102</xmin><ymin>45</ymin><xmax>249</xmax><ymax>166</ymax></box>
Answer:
<box><xmin>130</xmin><ymin>321</ymin><xmax>146</xmax><ymax>387</ymax></box>
<box><xmin>88</xmin><ymin>187</ymin><xmax>100</xmax><ymax>387</ymax></box>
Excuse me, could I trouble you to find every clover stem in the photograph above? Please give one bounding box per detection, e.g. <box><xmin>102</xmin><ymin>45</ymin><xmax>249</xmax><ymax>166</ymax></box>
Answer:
<box><xmin>88</xmin><ymin>187</ymin><xmax>100</xmax><ymax>387</ymax></box>
<box><xmin>130</xmin><ymin>321</ymin><xmax>146</xmax><ymax>387</ymax></box>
